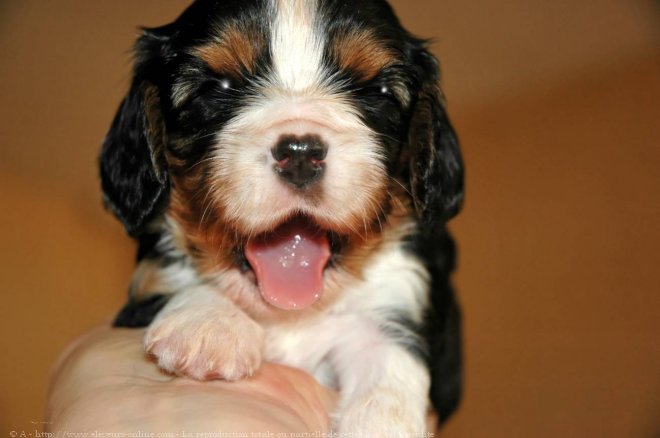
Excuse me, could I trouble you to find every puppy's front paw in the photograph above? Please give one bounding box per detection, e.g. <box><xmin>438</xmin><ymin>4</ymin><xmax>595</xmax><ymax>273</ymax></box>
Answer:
<box><xmin>338</xmin><ymin>389</ymin><xmax>428</xmax><ymax>437</ymax></box>
<box><xmin>145</xmin><ymin>307</ymin><xmax>264</xmax><ymax>381</ymax></box>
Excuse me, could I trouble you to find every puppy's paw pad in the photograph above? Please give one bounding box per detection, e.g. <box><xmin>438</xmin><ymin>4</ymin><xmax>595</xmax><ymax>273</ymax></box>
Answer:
<box><xmin>144</xmin><ymin>308</ymin><xmax>264</xmax><ymax>381</ymax></box>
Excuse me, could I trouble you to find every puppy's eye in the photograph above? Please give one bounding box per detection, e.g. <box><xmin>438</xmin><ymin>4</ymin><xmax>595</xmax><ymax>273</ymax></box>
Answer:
<box><xmin>363</xmin><ymin>83</ymin><xmax>391</xmax><ymax>97</ymax></box>
<box><xmin>218</xmin><ymin>76</ymin><xmax>232</xmax><ymax>90</ymax></box>
<box><xmin>366</xmin><ymin>82</ymin><xmax>399</xmax><ymax>104</ymax></box>
<box><xmin>218</xmin><ymin>76</ymin><xmax>235</xmax><ymax>91</ymax></box>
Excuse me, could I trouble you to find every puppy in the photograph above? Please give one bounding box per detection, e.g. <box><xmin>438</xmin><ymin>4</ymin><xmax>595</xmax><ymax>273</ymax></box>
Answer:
<box><xmin>100</xmin><ymin>0</ymin><xmax>464</xmax><ymax>434</ymax></box>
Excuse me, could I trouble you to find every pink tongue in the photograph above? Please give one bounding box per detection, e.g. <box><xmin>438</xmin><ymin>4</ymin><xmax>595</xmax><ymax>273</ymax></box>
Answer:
<box><xmin>245</xmin><ymin>218</ymin><xmax>330</xmax><ymax>310</ymax></box>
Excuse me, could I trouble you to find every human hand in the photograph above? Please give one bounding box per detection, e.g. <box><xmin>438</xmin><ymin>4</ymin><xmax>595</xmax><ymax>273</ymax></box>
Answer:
<box><xmin>45</xmin><ymin>326</ymin><xmax>337</xmax><ymax>435</ymax></box>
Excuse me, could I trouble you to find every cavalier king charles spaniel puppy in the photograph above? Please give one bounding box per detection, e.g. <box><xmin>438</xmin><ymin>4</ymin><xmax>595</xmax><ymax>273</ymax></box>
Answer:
<box><xmin>100</xmin><ymin>0</ymin><xmax>464</xmax><ymax>434</ymax></box>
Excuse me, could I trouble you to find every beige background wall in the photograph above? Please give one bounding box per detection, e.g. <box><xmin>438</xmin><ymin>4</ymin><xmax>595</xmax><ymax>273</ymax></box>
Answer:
<box><xmin>1</xmin><ymin>1</ymin><xmax>659</xmax><ymax>436</ymax></box>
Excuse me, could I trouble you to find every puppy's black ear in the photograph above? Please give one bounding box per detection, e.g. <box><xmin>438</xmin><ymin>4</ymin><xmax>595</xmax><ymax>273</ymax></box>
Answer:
<box><xmin>407</xmin><ymin>46</ymin><xmax>464</xmax><ymax>232</ymax></box>
<box><xmin>99</xmin><ymin>33</ymin><xmax>169</xmax><ymax>237</ymax></box>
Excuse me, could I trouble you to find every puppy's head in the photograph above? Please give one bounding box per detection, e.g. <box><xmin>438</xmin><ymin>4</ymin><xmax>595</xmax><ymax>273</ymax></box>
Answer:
<box><xmin>100</xmin><ymin>0</ymin><xmax>463</xmax><ymax>311</ymax></box>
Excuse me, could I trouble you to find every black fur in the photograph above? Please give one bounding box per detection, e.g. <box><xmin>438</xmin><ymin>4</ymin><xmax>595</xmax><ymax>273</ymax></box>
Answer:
<box><xmin>113</xmin><ymin>294</ymin><xmax>171</xmax><ymax>328</ymax></box>
<box><xmin>402</xmin><ymin>41</ymin><xmax>464</xmax><ymax>422</ymax></box>
<box><xmin>407</xmin><ymin>48</ymin><xmax>464</xmax><ymax>230</ymax></box>
<box><xmin>99</xmin><ymin>60</ymin><xmax>169</xmax><ymax>237</ymax></box>
<box><xmin>407</xmin><ymin>229</ymin><xmax>462</xmax><ymax>423</ymax></box>
<box><xmin>378</xmin><ymin>311</ymin><xmax>429</xmax><ymax>362</ymax></box>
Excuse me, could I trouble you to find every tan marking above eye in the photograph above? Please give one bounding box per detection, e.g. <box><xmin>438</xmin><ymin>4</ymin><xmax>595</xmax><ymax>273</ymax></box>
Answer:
<box><xmin>331</xmin><ymin>29</ymin><xmax>399</xmax><ymax>82</ymax></box>
<box><xmin>195</xmin><ymin>24</ymin><xmax>264</xmax><ymax>76</ymax></box>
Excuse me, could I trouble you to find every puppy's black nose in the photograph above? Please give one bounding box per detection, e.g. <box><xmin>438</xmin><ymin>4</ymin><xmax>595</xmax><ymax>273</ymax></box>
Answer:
<box><xmin>272</xmin><ymin>134</ymin><xmax>327</xmax><ymax>189</ymax></box>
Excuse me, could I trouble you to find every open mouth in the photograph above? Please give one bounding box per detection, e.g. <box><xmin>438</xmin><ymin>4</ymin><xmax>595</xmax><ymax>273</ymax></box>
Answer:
<box><xmin>236</xmin><ymin>215</ymin><xmax>342</xmax><ymax>310</ymax></box>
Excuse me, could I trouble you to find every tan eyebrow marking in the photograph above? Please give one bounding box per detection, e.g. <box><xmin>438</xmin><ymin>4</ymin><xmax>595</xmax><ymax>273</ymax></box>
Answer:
<box><xmin>195</xmin><ymin>24</ymin><xmax>264</xmax><ymax>76</ymax></box>
<box><xmin>330</xmin><ymin>28</ymin><xmax>399</xmax><ymax>81</ymax></box>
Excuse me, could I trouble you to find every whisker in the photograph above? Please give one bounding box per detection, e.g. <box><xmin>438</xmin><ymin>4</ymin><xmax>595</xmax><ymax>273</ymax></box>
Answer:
<box><xmin>375</xmin><ymin>131</ymin><xmax>400</xmax><ymax>145</ymax></box>
<box><xmin>187</xmin><ymin>156</ymin><xmax>217</xmax><ymax>172</ymax></box>
<box><xmin>198</xmin><ymin>191</ymin><xmax>214</xmax><ymax>231</ymax></box>
<box><xmin>389</xmin><ymin>176</ymin><xmax>413</xmax><ymax>197</ymax></box>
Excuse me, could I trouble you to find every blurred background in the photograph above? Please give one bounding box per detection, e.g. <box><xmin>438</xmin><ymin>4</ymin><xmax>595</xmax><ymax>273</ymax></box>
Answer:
<box><xmin>0</xmin><ymin>0</ymin><xmax>658</xmax><ymax>436</ymax></box>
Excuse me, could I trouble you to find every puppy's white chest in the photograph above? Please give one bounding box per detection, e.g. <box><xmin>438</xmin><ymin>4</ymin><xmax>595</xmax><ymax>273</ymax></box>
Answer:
<box><xmin>263</xmin><ymin>315</ymin><xmax>345</xmax><ymax>387</ymax></box>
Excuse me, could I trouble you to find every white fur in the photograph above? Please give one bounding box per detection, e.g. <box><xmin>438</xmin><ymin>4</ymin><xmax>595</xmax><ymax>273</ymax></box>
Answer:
<box><xmin>262</xmin><ymin>239</ymin><xmax>431</xmax><ymax>434</ymax></box>
<box><xmin>209</xmin><ymin>95</ymin><xmax>386</xmax><ymax>236</ymax></box>
<box><xmin>270</xmin><ymin>0</ymin><xmax>325</xmax><ymax>92</ymax></box>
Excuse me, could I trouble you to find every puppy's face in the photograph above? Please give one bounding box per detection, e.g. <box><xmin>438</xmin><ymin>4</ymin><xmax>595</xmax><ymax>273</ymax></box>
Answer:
<box><xmin>100</xmin><ymin>0</ymin><xmax>463</xmax><ymax>314</ymax></box>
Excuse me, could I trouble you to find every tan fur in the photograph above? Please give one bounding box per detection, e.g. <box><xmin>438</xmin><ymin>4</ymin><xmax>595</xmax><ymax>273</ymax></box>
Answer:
<box><xmin>195</xmin><ymin>24</ymin><xmax>265</xmax><ymax>76</ymax></box>
<box><xmin>333</xmin><ymin>182</ymin><xmax>414</xmax><ymax>279</ymax></box>
<box><xmin>331</xmin><ymin>29</ymin><xmax>398</xmax><ymax>81</ymax></box>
